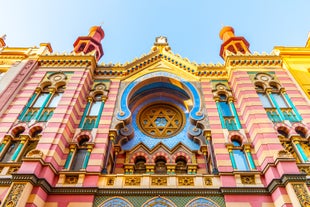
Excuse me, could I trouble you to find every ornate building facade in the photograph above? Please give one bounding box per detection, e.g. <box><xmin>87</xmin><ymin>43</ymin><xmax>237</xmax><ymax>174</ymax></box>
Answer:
<box><xmin>0</xmin><ymin>26</ymin><xmax>309</xmax><ymax>207</ymax></box>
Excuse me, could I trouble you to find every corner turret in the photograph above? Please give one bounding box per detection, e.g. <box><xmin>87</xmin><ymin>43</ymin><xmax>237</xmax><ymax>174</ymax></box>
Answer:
<box><xmin>73</xmin><ymin>26</ymin><xmax>104</xmax><ymax>61</ymax></box>
<box><xmin>219</xmin><ymin>26</ymin><xmax>250</xmax><ymax>59</ymax></box>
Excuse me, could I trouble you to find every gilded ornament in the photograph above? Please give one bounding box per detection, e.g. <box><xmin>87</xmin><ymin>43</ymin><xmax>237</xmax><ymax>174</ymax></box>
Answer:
<box><xmin>64</xmin><ymin>175</ymin><xmax>79</xmax><ymax>184</ymax></box>
<box><xmin>124</xmin><ymin>177</ymin><xmax>141</xmax><ymax>186</ymax></box>
<box><xmin>292</xmin><ymin>184</ymin><xmax>310</xmax><ymax>207</ymax></box>
<box><xmin>178</xmin><ymin>177</ymin><xmax>194</xmax><ymax>186</ymax></box>
<box><xmin>151</xmin><ymin>177</ymin><xmax>167</xmax><ymax>186</ymax></box>
<box><xmin>241</xmin><ymin>175</ymin><xmax>255</xmax><ymax>184</ymax></box>
<box><xmin>138</xmin><ymin>103</ymin><xmax>185</xmax><ymax>138</ymax></box>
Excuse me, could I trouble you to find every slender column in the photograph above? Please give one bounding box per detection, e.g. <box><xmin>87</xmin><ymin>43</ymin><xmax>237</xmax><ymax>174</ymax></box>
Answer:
<box><xmin>204</xmin><ymin>131</ymin><xmax>218</xmax><ymax>174</ymax></box>
<box><xmin>244</xmin><ymin>144</ymin><xmax>256</xmax><ymax>169</ymax></box>
<box><xmin>282</xmin><ymin>90</ymin><xmax>302</xmax><ymax>121</ymax></box>
<box><xmin>18</xmin><ymin>88</ymin><xmax>40</xmax><ymax>120</ymax></box>
<box><xmin>95</xmin><ymin>97</ymin><xmax>107</xmax><ymax>128</ymax></box>
<box><xmin>267</xmin><ymin>89</ymin><xmax>285</xmax><ymax>121</ymax></box>
<box><xmin>79</xmin><ymin>97</ymin><xmax>92</xmax><ymax>128</ymax></box>
<box><xmin>64</xmin><ymin>145</ymin><xmax>75</xmax><ymax>169</ymax></box>
<box><xmin>82</xmin><ymin>144</ymin><xmax>94</xmax><ymax>169</ymax></box>
<box><xmin>111</xmin><ymin>146</ymin><xmax>120</xmax><ymax>174</ymax></box>
<box><xmin>34</xmin><ymin>88</ymin><xmax>55</xmax><ymax>121</ymax></box>
<box><xmin>11</xmin><ymin>137</ymin><xmax>27</xmax><ymax>161</ymax></box>
<box><xmin>102</xmin><ymin>131</ymin><xmax>116</xmax><ymax>174</ymax></box>
<box><xmin>227</xmin><ymin>145</ymin><xmax>237</xmax><ymax>169</ymax></box>
<box><xmin>201</xmin><ymin>146</ymin><xmax>211</xmax><ymax>174</ymax></box>
<box><xmin>228</xmin><ymin>97</ymin><xmax>241</xmax><ymax>129</ymax></box>
<box><xmin>292</xmin><ymin>137</ymin><xmax>308</xmax><ymax>163</ymax></box>
<box><xmin>214</xmin><ymin>98</ymin><xmax>226</xmax><ymax>129</ymax></box>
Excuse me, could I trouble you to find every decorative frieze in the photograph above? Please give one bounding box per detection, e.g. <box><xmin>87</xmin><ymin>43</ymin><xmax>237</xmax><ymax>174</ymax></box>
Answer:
<box><xmin>124</xmin><ymin>177</ymin><xmax>141</xmax><ymax>186</ymax></box>
<box><xmin>151</xmin><ymin>177</ymin><xmax>167</xmax><ymax>186</ymax></box>
<box><xmin>2</xmin><ymin>183</ymin><xmax>26</xmax><ymax>207</ymax></box>
<box><xmin>292</xmin><ymin>184</ymin><xmax>310</xmax><ymax>206</ymax></box>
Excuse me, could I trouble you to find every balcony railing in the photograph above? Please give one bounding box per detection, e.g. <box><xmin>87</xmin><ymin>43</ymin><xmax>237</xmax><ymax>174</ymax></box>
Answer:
<box><xmin>81</xmin><ymin>116</ymin><xmax>97</xmax><ymax>130</ymax></box>
<box><xmin>223</xmin><ymin>116</ymin><xmax>238</xmax><ymax>131</ymax></box>
<box><xmin>265</xmin><ymin>108</ymin><xmax>299</xmax><ymax>123</ymax></box>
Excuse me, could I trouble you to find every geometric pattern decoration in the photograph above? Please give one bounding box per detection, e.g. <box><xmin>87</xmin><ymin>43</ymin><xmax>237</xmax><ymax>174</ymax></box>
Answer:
<box><xmin>100</xmin><ymin>197</ymin><xmax>133</xmax><ymax>207</ymax></box>
<box><xmin>186</xmin><ymin>198</ymin><xmax>220</xmax><ymax>207</ymax></box>
<box><xmin>138</xmin><ymin>103</ymin><xmax>185</xmax><ymax>138</ymax></box>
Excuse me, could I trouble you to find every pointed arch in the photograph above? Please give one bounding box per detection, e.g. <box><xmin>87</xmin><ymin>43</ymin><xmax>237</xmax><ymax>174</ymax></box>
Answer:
<box><xmin>99</xmin><ymin>197</ymin><xmax>133</xmax><ymax>207</ymax></box>
<box><xmin>186</xmin><ymin>197</ymin><xmax>220</xmax><ymax>207</ymax></box>
<box><xmin>142</xmin><ymin>197</ymin><xmax>176</xmax><ymax>207</ymax></box>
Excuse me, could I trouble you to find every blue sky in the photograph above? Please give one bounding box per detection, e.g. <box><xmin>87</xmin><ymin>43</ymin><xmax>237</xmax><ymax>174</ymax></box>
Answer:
<box><xmin>1</xmin><ymin>0</ymin><xmax>309</xmax><ymax>64</ymax></box>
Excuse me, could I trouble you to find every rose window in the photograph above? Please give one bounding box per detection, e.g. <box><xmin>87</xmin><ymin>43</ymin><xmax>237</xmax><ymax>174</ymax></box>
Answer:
<box><xmin>138</xmin><ymin>103</ymin><xmax>185</xmax><ymax>138</ymax></box>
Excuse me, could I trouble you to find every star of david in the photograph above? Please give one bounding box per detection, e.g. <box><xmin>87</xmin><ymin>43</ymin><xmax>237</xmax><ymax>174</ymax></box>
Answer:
<box><xmin>139</xmin><ymin>104</ymin><xmax>184</xmax><ymax>138</ymax></box>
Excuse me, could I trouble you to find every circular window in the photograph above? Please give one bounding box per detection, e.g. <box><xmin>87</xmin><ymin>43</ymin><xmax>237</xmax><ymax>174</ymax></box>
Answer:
<box><xmin>137</xmin><ymin>103</ymin><xmax>185</xmax><ymax>138</ymax></box>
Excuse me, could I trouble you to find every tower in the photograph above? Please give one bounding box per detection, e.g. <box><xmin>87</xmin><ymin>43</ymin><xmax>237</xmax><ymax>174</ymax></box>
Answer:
<box><xmin>73</xmin><ymin>26</ymin><xmax>104</xmax><ymax>61</ymax></box>
<box><xmin>0</xmin><ymin>34</ymin><xmax>6</xmax><ymax>48</ymax></box>
<box><xmin>219</xmin><ymin>26</ymin><xmax>250</xmax><ymax>59</ymax></box>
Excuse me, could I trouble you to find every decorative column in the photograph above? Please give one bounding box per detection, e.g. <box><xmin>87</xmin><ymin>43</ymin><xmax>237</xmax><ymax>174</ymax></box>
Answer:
<box><xmin>204</xmin><ymin>131</ymin><xmax>218</xmax><ymax>174</ymax></box>
<box><xmin>228</xmin><ymin>97</ymin><xmax>241</xmax><ymax>129</ymax></box>
<box><xmin>102</xmin><ymin>130</ymin><xmax>116</xmax><ymax>174</ymax></box>
<box><xmin>267</xmin><ymin>89</ymin><xmax>285</xmax><ymax>121</ymax></box>
<box><xmin>214</xmin><ymin>97</ymin><xmax>226</xmax><ymax>129</ymax></box>
<box><xmin>166</xmin><ymin>164</ymin><xmax>176</xmax><ymax>175</ymax></box>
<box><xmin>292</xmin><ymin>137</ymin><xmax>308</xmax><ymax>163</ymax></box>
<box><xmin>78</xmin><ymin>97</ymin><xmax>92</xmax><ymax>128</ymax></box>
<box><xmin>187</xmin><ymin>164</ymin><xmax>198</xmax><ymax>174</ymax></box>
<box><xmin>281</xmin><ymin>89</ymin><xmax>302</xmax><ymax>121</ymax></box>
<box><xmin>145</xmin><ymin>164</ymin><xmax>155</xmax><ymax>174</ymax></box>
<box><xmin>244</xmin><ymin>144</ymin><xmax>256</xmax><ymax>169</ymax></box>
<box><xmin>11</xmin><ymin>136</ymin><xmax>28</xmax><ymax>161</ymax></box>
<box><xmin>124</xmin><ymin>164</ymin><xmax>134</xmax><ymax>174</ymax></box>
<box><xmin>226</xmin><ymin>144</ymin><xmax>237</xmax><ymax>169</ymax></box>
<box><xmin>34</xmin><ymin>88</ymin><xmax>55</xmax><ymax>121</ymax></box>
<box><xmin>94</xmin><ymin>96</ymin><xmax>107</xmax><ymax>128</ymax></box>
<box><xmin>64</xmin><ymin>144</ymin><xmax>76</xmax><ymax>169</ymax></box>
<box><xmin>201</xmin><ymin>145</ymin><xmax>211</xmax><ymax>174</ymax></box>
<box><xmin>18</xmin><ymin>88</ymin><xmax>40</xmax><ymax>121</ymax></box>
<box><xmin>82</xmin><ymin>143</ymin><xmax>95</xmax><ymax>169</ymax></box>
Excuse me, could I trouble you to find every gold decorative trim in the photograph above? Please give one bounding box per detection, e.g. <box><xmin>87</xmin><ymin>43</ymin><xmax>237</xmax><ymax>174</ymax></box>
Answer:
<box><xmin>124</xmin><ymin>177</ymin><xmax>141</xmax><ymax>186</ymax></box>
<box><xmin>64</xmin><ymin>175</ymin><xmax>79</xmax><ymax>184</ymax></box>
<box><xmin>2</xmin><ymin>183</ymin><xmax>26</xmax><ymax>207</ymax></box>
<box><xmin>241</xmin><ymin>175</ymin><xmax>255</xmax><ymax>184</ymax></box>
<box><xmin>292</xmin><ymin>184</ymin><xmax>310</xmax><ymax>206</ymax></box>
<box><xmin>151</xmin><ymin>177</ymin><xmax>167</xmax><ymax>186</ymax></box>
<box><xmin>178</xmin><ymin>177</ymin><xmax>194</xmax><ymax>186</ymax></box>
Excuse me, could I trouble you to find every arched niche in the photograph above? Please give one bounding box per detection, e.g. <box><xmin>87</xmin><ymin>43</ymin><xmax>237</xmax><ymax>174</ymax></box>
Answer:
<box><xmin>116</xmin><ymin>72</ymin><xmax>205</xmax><ymax>124</ymax></box>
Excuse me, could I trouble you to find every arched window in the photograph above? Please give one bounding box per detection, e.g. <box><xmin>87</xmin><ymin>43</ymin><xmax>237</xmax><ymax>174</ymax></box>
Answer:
<box><xmin>155</xmin><ymin>156</ymin><xmax>167</xmax><ymax>174</ymax></box>
<box><xmin>70</xmin><ymin>149</ymin><xmax>88</xmax><ymax>171</ymax></box>
<box><xmin>296</xmin><ymin>127</ymin><xmax>307</xmax><ymax>138</ymax></box>
<box><xmin>213</xmin><ymin>82</ymin><xmax>241</xmax><ymax>131</ymax></box>
<box><xmin>254</xmin><ymin>74</ymin><xmax>302</xmax><ymax>123</ymax></box>
<box><xmin>19</xmin><ymin>72</ymin><xmax>68</xmax><ymax>123</ymax></box>
<box><xmin>1</xmin><ymin>141</ymin><xmax>20</xmax><ymax>162</ymax></box>
<box><xmin>278</xmin><ymin>127</ymin><xmax>309</xmax><ymax>163</ymax></box>
<box><xmin>175</xmin><ymin>156</ymin><xmax>187</xmax><ymax>174</ymax></box>
<box><xmin>134</xmin><ymin>156</ymin><xmax>146</xmax><ymax>174</ymax></box>
<box><xmin>228</xmin><ymin>139</ymin><xmax>255</xmax><ymax>171</ymax></box>
<box><xmin>79</xmin><ymin>92</ymin><xmax>106</xmax><ymax>131</ymax></box>
<box><xmin>70</xmin><ymin>138</ymin><xmax>88</xmax><ymax>171</ymax></box>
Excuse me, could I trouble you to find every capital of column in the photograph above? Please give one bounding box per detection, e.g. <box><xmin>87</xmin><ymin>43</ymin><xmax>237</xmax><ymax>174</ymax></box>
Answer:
<box><xmin>108</xmin><ymin>130</ymin><xmax>117</xmax><ymax>142</ymax></box>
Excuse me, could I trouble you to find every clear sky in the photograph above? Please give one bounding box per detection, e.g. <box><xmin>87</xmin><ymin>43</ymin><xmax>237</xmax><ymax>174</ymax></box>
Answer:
<box><xmin>1</xmin><ymin>0</ymin><xmax>309</xmax><ymax>64</ymax></box>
